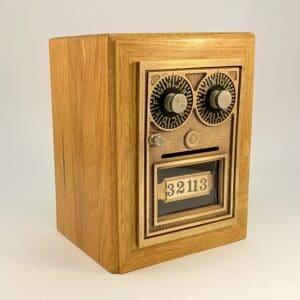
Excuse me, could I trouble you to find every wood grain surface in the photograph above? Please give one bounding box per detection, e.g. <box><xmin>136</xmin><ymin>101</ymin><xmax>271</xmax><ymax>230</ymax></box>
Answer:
<box><xmin>49</xmin><ymin>33</ymin><xmax>255</xmax><ymax>273</ymax></box>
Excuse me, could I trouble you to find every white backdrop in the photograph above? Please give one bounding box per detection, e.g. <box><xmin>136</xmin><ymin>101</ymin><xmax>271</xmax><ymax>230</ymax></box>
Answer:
<box><xmin>0</xmin><ymin>0</ymin><xmax>299</xmax><ymax>299</ymax></box>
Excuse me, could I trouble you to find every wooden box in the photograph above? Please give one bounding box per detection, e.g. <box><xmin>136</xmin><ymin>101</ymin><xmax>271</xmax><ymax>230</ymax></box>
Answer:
<box><xmin>49</xmin><ymin>33</ymin><xmax>255</xmax><ymax>273</ymax></box>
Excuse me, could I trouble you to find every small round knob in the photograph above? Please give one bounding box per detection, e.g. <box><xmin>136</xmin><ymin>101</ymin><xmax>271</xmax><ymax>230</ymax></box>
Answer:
<box><xmin>209</xmin><ymin>89</ymin><xmax>232</xmax><ymax>110</ymax></box>
<box><xmin>148</xmin><ymin>134</ymin><xmax>165</xmax><ymax>147</ymax></box>
<box><xmin>164</xmin><ymin>93</ymin><xmax>188</xmax><ymax>114</ymax></box>
<box><xmin>185</xmin><ymin>130</ymin><xmax>200</xmax><ymax>149</ymax></box>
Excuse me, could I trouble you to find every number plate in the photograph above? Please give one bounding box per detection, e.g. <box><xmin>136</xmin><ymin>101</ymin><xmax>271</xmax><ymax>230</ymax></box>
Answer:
<box><xmin>157</xmin><ymin>171</ymin><xmax>212</xmax><ymax>203</ymax></box>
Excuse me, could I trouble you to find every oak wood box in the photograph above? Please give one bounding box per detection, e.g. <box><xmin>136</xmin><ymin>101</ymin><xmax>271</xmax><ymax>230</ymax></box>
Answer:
<box><xmin>49</xmin><ymin>33</ymin><xmax>255</xmax><ymax>273</ymax></box>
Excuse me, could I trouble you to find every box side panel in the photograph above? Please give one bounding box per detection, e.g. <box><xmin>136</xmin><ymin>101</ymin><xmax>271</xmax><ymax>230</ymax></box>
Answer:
<box><xmin>49</xmin><ymin>35</ymin><xmax>118</xmax><ymax>272</ymax></box>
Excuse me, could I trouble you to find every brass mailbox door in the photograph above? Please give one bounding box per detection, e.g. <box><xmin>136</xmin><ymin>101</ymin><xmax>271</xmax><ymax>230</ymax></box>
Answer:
<box><xmin>139</xmin><ymin>61</ymin><xmax>241</xmax><ymax>247</ymax></box>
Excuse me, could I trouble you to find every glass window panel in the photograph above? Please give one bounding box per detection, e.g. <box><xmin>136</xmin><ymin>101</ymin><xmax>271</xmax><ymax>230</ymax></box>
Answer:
<box><xmin>156</xmin><ymin>160</ymin><xmax>220</xmax><ymax>217</ymax></box>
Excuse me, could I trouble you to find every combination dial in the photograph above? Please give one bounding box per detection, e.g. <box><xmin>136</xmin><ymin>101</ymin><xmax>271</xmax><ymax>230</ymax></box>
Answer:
<box><xmin>150</xmin><ymin>75</ymin><xmax>193</xmax><ymax>130</ymax></box>
<box><xmin>196</xmin><ymin>72</ymin><xmax>236</xmax><ymax>125</ymax></box>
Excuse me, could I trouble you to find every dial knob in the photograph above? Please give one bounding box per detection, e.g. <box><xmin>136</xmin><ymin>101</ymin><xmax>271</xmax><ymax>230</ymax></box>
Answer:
<box><xmin>209</xmin><ymin>89</ymin><xmax>232</xmax><ymax>110</ymax></box>
<box><xmin>164</xmin><ymin>93</ymin><xmax>188</xmax><ymax>114</ymax></box>
<box><xmin>196</xmin><ymin>72</ymin><xmax>236</xmax><ymax>125</ymax></box>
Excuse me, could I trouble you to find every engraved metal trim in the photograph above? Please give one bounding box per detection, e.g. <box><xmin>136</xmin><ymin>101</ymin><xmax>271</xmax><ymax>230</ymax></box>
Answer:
<box><xmin>152</xmin><ymin>154</ymin><xmax>229</xmax><ymax>229</ymax></box>
<box><xmin>138</xmin><ymin>60</ymin><xmax>242</xmax><ymax>248</ymax></box>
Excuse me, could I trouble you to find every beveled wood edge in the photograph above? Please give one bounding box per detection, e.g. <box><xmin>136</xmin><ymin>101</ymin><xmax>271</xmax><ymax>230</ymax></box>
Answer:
<box><xmin>107</xmin><ymin>36</ymin><xmax>121</xmax><ymax>273</ymax></box>
<box><xmin>50</xmin><ymin>32</ymin><xmax>254</xmax><ymax>42</ymax></box>
<box><xmin>119</xmin><ymin>212</ymin><xmax>248</xmax><ymax>273</ymax></box>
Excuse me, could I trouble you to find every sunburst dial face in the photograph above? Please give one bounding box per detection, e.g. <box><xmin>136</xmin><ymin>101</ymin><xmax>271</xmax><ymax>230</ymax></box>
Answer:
<box><xmin>196</xmin><ymin>72</ymin><xmax>236</xmax><ymax>125</ymax></box>
<box><xmin>150</xmin><ymin>75</ymin><xmax>193</xmax><ymax>130</ymax></box>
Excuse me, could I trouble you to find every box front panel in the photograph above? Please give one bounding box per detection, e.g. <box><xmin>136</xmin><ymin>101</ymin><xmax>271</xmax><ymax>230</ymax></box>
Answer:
<box><xmin>110</xmin><ymin>34</ymin><xmax>254</xmax><ymax>272</ymax></box>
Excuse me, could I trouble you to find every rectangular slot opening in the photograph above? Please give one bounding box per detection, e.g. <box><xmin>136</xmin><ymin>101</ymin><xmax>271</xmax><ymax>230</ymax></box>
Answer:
<box><xmin>161</xmin><ymin>146</ymin><xmax>219</xmax><ymax>159</ymax></box>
